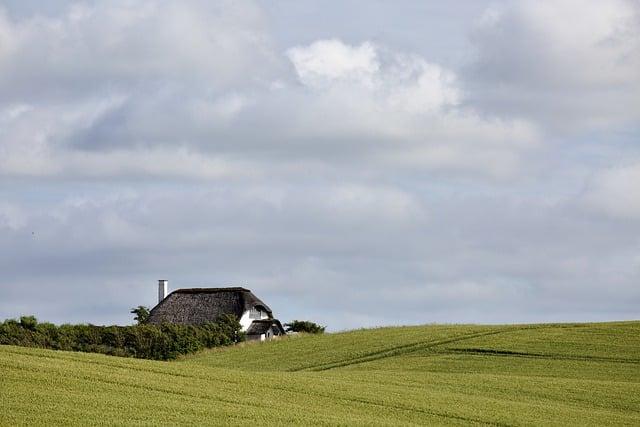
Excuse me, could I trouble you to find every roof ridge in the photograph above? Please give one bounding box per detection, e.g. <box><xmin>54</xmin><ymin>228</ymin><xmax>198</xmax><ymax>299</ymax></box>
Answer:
<box><xmin>174</xmin><ymin>287</ymin><xmax>251</xmax><ymax>293</ymax></box>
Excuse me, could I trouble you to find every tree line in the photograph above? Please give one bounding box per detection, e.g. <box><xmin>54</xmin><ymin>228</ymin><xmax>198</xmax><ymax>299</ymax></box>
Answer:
<box><xmin>0</xmin><ymin>314</ymin><xmax>242</xmax><ymax>360</ymax></box>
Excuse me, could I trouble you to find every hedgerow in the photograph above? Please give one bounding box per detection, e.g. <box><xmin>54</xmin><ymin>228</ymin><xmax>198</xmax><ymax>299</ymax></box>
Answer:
<box><xmin>0</xmin><ymin>315</ymin><xmax>243</xmax><ymax>360</ymax></box>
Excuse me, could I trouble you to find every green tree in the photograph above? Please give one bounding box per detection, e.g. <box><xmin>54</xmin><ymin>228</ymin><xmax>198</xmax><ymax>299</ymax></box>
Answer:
<box><xmin>284</xmin><ymin>320</ymin><xmax>325</xmax><ymax>334</ymax></box>
<box><xmin>130</xmin><ymin>306</ymin><xmax>150</xmax><ymax>325</ymax></box>
<box><xmin>19</xmin><ymin>315</ymin><xmax>38</xmax><ymax>331</ymax></box>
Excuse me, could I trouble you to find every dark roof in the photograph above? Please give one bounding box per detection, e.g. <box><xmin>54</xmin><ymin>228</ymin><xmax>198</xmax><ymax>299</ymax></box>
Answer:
<box><xmin>147</xmin><ymin>287</ymin><xmax>272</xmax><ymax>325</ymax></box>
<box><xmin>246</xmin><ymin>319</ymin><xmax>286</xmax><ymax>336</ymax></box>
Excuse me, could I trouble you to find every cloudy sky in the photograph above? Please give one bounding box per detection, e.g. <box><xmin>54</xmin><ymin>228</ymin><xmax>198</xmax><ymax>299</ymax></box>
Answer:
<box><xmin>1</xmin><ymin>0</ymin><xmax>639</xmax><ymax>330</ymax></box>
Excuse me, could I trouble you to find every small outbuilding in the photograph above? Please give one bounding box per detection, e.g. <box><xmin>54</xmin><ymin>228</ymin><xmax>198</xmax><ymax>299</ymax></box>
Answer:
<box><xmin>245</xmin><ymin>319</ymin><xmax>286</xmax><ymax>341</ymax></box>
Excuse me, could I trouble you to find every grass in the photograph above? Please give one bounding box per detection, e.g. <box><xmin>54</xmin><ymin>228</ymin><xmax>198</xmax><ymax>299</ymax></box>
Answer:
<box><xmin>1</xmin><ymin>321</ymin><xmax>639</xmax><ymax>425</ymax></box>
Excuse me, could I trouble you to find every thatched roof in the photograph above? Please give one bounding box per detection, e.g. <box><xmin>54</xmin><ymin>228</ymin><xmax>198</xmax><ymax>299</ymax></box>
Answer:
<box><xmin>246</xmin><ymin>319</ymin><xmax>286</xmax><ymax>336</ymax></box>
<box><xmin>147</xmin><ymin>287</ymin><xmax>272</xmax><ymax>325</ymax></box>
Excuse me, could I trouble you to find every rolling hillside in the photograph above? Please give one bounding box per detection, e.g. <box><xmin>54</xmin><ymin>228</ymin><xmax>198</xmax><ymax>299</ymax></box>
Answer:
<box><xmin>2</xmin><ymin>321</ymin><xmax>639</xmax><ymax>425</ymax></box>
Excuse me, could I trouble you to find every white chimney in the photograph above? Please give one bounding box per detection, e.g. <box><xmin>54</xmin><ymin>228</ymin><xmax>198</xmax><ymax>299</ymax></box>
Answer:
<box><xmin>158</xmin><ymin>279</ymin><xmax>168</xmax><ymax>303</ymax></box>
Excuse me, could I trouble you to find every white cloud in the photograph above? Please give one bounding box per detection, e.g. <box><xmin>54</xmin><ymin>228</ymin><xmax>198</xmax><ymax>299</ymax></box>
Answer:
<box><xmin>280</xmin><ymin>39</ymin><xmax>538</xmax><ymax>178</ymax></box>
<box><xmin>288</xmin><ymin>39</ymin><xmax>459</xmax><ymax>113</ymax></box>
<box><xmin>287</xmin><ymin>39</ymin><xmax>379</xmax><ymax>89</ymax></box>
<box><xmin>584</xmin><ymin>162</ymin><xmax>640</xmax><ymax>220</ymax></box>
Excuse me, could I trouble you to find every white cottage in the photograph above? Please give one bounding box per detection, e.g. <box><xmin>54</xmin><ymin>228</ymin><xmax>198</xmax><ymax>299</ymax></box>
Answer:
<box><xmin>147</xmin><ymin>280</ymin><xmax>285</xmax><ymax>341</ymax></box>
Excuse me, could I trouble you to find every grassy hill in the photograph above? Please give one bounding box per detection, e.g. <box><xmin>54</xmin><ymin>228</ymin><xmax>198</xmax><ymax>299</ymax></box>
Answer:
<box><xmin>2</xmin><ymin>321</ymin><xmax>639</xmax><ymax>425</ymax></box>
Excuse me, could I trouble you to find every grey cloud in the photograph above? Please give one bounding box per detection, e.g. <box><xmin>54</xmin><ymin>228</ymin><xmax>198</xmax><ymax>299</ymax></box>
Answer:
<box><xmin>0</xmin><ymin>1</ymin><xmax>281</xmax><ymax>103</ymax></box>
<box><xmin>1</xmin><ymin>180</ymin><xmax>638</xmax><ymax>329</ymax></box>
<box><xmin>582</xmin><ymin>162</ymin><xmax>640</xmax><ymax>220</ymax></box>
<box><xmin>1</xmin><ymin>35</ymin><xmax>540</xmax><ymax>180</ymax></box>
<box><xmin>464</xmin><ymin>0</ymin><xmax>640</xmax><ymax>131</ymax></box>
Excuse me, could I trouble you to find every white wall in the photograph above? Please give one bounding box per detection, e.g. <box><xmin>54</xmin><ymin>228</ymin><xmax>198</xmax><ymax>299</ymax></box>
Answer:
<box><xmin>239</xmin><ymin>308</ymin><xmax>270</xmax><ymax>331</ymax></box>
<box><xmin>239</xmin><ymin>311</ymin><xmax>253</xmax><ymax>331</ymax></box>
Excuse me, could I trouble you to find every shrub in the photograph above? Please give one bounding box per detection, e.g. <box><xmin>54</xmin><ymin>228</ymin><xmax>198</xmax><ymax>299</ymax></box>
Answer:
<box><xmin>0</xmin><ymin>315</ymin><xmax>243</xmax><ymax>361</ymax></box>
<box><xmin>284</xmin><ymin>320</ymin><xmax>326</xmax><ymax>334</ymax></box>
<box><xmin>20</xmin><ymin>315</ymin><xmax>38</xmax><ymax>331</ymax></box>
<box><xmin>130</xmin><ymin>306</ymin><xmax>150</xmax><ymax>325</ymax></box>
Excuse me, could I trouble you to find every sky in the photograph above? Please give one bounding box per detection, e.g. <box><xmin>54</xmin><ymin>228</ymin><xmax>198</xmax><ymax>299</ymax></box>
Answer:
<box><xmin>0</xmin><ymin>0</ymin><xmax>639</xmax><ymax>330</ymax></box>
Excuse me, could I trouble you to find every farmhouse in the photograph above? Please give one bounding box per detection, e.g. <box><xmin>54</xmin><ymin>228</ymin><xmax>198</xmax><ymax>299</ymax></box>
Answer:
<box><xmin>147</xmin><ymin>280</ymin><xmax>286</xmax><ymax>341</ymax></box>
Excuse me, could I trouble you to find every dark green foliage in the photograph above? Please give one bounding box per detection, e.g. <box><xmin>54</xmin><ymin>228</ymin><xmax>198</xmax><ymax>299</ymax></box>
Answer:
<box><xmin>0</xmin><ymin>314</ymin><xmax>242</xmax><ymax>360</ymax></box>
<box><xmin>19</xmin><ymin>315</ymin><xmax>38</xmax><ymax>331</ymax></box>
<box><xmin>284</xmin><ymin>320</ymin><xmax>325</xmax><ymax>334</ymax></box>
<box><xmin>130</xmin><ymin>306</ymin><xmax>150</xmax><ymax>325</ymax></box>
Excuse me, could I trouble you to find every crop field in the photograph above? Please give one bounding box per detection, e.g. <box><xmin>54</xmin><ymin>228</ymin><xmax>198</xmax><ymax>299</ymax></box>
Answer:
<box><xmin>1</xmin><ymin>321</ymin><xmax>639</xmax><ymax>425</ymax></box>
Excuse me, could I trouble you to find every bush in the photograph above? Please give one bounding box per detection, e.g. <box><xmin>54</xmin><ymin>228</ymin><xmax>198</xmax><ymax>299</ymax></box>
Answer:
<box><xmin>130</xmin><ymin>306</ymin><xmax>150</xmax><ymax>325</ymax></box>
<box><xmin>0</xmin><ymin>315</ymin><xmax>243</xmax><ymax>360</ymax></box>
<box><xmin>20</xmin><ymin>315</ymin><xmax>38</xmax><ymax>331</ymax></box>
<box><xmin>284</xmin><ymin>320</ymin><xmax>326</xmax><ymax>334</ymax></box>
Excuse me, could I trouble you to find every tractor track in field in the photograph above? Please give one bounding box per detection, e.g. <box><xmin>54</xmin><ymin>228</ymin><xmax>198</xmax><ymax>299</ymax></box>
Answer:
<box><xmin>446</xmin><ymin>348</ymin><xmax>640</xmax><ymax>364</ymax></box>
<box><xmin>290</xmin><ymin>323</ymin><xmax>620</xmax><ymax>372</ymax></box>
<box><xmin>291</xmin><ymin>328</ymin><xmax>524</xmax><ymax>372</ymax></box>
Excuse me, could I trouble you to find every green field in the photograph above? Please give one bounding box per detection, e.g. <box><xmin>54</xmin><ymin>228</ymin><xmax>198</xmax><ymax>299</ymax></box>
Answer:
<box><xmin>2</xmin><ymin>321</ymin><xmax>639</xmax><ymax>425</ymax></box>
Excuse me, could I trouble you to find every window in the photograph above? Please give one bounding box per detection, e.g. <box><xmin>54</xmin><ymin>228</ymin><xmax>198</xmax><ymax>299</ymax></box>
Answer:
<box><xmin>249</xmin><ymin>307</ymin><xmax>261</xmax><ymax>319</ymax></box>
